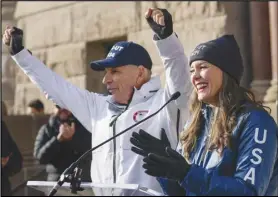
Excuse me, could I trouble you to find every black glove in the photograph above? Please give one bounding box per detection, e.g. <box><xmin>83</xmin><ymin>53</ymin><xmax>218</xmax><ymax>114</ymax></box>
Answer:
<box><xmin>9</xmin><ymin>27</ymin><xmax>24</xmax><ymax>55</ymax></box>
<box><xmin>130</xmin><ymin>128</ymin><xmax>170</xmax><ymax>157</ymax></box>
<box><xmin>146</xmin><ymin>9</ymin><xmax>173</xmax><ymax>40</ymax></box>
<box><xmin>143</xmin><ymin>147</ymin><xmax>191</xmax><ymax>182</ymax></box>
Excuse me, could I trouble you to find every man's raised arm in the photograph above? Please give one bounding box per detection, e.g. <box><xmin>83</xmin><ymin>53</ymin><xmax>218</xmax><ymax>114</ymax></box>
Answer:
<box><xmin>146</xmin><ymin>9</ymin><xmax>192</xmax><ymax>109</ymax></box>
<box><xmin>143</xmin><ymin>8</ymin><xmax>192</xmax><ymax>148</ymax></box>
<box><xmin>3</xmin><ymin>26</ymin><xmax>103</xmax><ymax>132</ymax></box>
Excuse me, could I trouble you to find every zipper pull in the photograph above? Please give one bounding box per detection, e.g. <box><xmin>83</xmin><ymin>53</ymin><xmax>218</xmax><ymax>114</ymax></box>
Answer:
<box><xmin>109</xmin><ymin>115</ymin><xmax>119</xmax><ymax>127</ymax></box>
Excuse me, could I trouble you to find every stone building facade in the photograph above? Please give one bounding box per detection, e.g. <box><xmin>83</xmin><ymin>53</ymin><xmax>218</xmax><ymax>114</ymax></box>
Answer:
<box><xmin>2</xmin><ymin>1</ymin><xmax>277</xmax><ymax>120</ymax></box>
<box><xmin>1</xmin><ymin>1</ymin><xmax>277</xmax><ymax>195</ymax></box>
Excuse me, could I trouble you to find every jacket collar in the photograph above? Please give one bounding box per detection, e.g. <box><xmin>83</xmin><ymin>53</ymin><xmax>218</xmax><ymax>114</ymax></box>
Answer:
<box><xmin>48</xmin><ymin>115</ymin><xmax>58</xmax><ymax>127</ymax></box>
<box><xmin>201</xmin><ymin>100</ymin><xmax>250</xmax><ymax>122</ymax></box>
<box><xmin>201</xmin><ymin>103</ymin><xmax>214</xmax><ymax>123</ymax></box>
<box><xmin>106</xmin><ymin>76</ymin><xmax>161</xmax><ymax>113</ymax></box>
<box><xmin>129</xmin><ymin>75</ymin><xmax>161</xmax><ymax>107</ymax></box>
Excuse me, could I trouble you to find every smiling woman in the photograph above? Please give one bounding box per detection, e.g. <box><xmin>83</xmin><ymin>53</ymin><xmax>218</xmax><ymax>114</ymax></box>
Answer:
<box><xmin>131</xmin><ymin>34</ymin><xmax>278</xmax><ymax>196</ymax></box>
<box><xmin>183</xmin><ymin>35</ymin><xmax>269</xmax><ymax>158</ymax></box>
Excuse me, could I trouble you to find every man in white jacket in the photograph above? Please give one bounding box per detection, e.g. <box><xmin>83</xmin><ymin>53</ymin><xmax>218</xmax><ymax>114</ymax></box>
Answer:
<box><xmin>3</xmin><ymin>8</ymin><xmax>192</xmax><ymax>195</ymax></box>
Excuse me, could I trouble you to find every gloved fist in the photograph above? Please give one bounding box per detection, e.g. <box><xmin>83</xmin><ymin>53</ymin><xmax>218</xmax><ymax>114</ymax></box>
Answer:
<box><xmin>2</xmin><ymin>26</ymin><xmax>24</xmax><ymax>55</ymax></box>
<box><xmin>145</xmin><ymin>8</ymin><xmax>173</xmax><ymax>39</ymax></box>
<box><xmin>143</xmin><ymin>147</ymin><xmax>191</xmax><ymax>182</ymax></box>
<box><xmin>130</xmin><ymin>128</ymin><xmax>170</xmax><ymax>157</ymax></box>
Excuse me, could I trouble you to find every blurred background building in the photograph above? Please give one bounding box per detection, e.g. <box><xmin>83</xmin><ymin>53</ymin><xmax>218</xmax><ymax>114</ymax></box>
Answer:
<box><xmin>1</xmin><ymin>1</ymin><xmax>278</xmax><ymax>195</ymax></box>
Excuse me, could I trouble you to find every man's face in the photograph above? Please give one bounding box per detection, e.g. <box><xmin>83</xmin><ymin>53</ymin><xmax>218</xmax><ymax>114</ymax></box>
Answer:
<box><xmin>27</xmin><ymin>107</ymin><xmax>42</xmax><ymax>116</ymax></box>
<box><xmin>102</xmin><ymin>65</ymin><xmax>142</xmax><ymax>104</ymax></box>
<box><xmin>57</xmin><ymin>108</ymin><xmax>72</xmax><ymax>121</ymax></box>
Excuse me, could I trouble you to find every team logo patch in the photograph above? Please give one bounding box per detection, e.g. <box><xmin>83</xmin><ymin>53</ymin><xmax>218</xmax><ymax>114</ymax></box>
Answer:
<box><xmin>133</xmin><ymin>110</ymin><xmax>149</xmax><ymax>122</ymax></box>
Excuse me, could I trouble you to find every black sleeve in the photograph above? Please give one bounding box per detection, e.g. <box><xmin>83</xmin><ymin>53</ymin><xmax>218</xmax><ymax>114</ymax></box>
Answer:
<box><xmin>164</xmin><ymin>179</ymin><xmax>186</xmax><ymax>196</ymax></box>
<box><xmin>1</xmin><ymin>121</ymin><xmax>23</xmax><ymax>177</ymax></box>
<box><xmin>70</xmin><ymin>122</ymin><xmax>92</xmax><ymax>154</ymax></box>
<box><xmin>33</xmin><ymin>124</ymin><xmax>62</xmax><ymax>164</ymax></box>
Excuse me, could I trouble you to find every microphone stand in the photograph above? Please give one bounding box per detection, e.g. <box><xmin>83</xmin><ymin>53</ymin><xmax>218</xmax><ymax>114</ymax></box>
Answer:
<box><xmin>48</xmin><ymin>91</ymin><xmax>181</xmax><ymax>196</ymax></box>
<box><xmin>70</xmin><ymin>166</ymin><xmax>84</xmax><ymax>194</ymax></box>
<box><xmin>47</xmin><ymin>163</ymin><xmax>84</xmax><ymax>196</ymax></box>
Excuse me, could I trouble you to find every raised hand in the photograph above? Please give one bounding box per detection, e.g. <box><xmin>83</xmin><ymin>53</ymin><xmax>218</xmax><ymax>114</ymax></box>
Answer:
<box><xmin>57</xmin><ymin>122</ymin><xmax>76</xmax><ymax>142</ymax></box>
<box><xmin>145</xmin><ymin>8</ymin><xmax>173</xmax><ymax>39</ymax></box>
<box><xmin>2</xmin><ymin>26</ymin><xmax>24</xmax><ymax>55</ymax></box>
<box><xmin>130</xmin><ymin>128</ymin><xmax>170</xmax><ymax>157</ymax></box>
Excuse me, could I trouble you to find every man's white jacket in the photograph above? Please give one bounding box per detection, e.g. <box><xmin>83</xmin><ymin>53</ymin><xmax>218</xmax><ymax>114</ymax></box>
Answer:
<box><xmin>12</xmin><ymin>33</ymin><xmax>192</xmax><ymax>195</ymax></box>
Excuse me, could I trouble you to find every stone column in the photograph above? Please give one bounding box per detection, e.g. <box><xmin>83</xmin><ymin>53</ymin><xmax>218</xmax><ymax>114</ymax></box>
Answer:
<box><xmin>264</xmin><ymin>2</ymin><xmax>278</xmax><ymax>122</ymax></box>
<box><xmin>250</xmin><ymin>2</ymin><xmax>272</xmax><ymax>101</ymax></box>
<box><xmin>222</xmin><ymin>2</ymin><xmax>252</xmax><ymax>89</ymax></box>
<box><xmin>1</xmin><ymin>1</ymin><xmax>17</xmax><ymax>114</ymax></box>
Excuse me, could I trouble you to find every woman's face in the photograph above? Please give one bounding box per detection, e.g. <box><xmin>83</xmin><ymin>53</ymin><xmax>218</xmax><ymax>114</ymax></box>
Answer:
<box><xmin>190</xmin><ymin>60</ymin><xmax>223</xmax><ymax>105</ymax></box>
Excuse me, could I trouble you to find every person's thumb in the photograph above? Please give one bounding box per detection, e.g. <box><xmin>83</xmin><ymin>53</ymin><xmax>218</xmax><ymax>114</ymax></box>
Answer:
<box><xmin>166</xmin><ymin>147</ymin><xmax>183</xmax><ymax>160</ymax></box>
<box><xmin>160</xmin><ymin>128</ymin><xmax>170</xmax><ymax>146</ymax></box>
<box><xmin>145</xmin><ymin>8</ymin><xmax>153</xmax><ymax>19</ymax></box>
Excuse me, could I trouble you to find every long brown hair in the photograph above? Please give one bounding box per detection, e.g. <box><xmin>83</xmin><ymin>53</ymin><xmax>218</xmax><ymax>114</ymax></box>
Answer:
<box><xmin>180</xmin><ymin>72</ymin><xmax>270</xmax><ymax>161</ymax></box>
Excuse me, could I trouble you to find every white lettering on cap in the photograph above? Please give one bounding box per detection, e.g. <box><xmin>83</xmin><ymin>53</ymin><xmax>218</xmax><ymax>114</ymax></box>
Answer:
<box><xmin>107</xmin><ymin>52</ymin><xmax>115</xmax><ymax>58</ymax></box>
<box><xmin>111</xmin><ymin>45</ymin><xmax>124</xmax><ymax>51</ymax></box>
<box><xmin>191</xmin><ymin>45</ymin><xmax>207</xmax><ymax>56</ymax></box>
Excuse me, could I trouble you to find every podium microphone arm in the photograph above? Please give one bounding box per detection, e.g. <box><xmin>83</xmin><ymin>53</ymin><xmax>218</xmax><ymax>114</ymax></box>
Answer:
<box><xmin>48</xmin><ymin>91</ymin><xmax>181</xmax><ymax>196</ymax></box>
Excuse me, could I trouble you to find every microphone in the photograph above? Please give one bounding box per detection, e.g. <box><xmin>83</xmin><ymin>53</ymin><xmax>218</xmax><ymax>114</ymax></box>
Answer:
<box><xmin>48</xmin><ymin>91</ymin><xmax>180</xmax><ymax>196</ymax></box>
<box><xmin>48</xmin><ymin>175</ymin><xmax>65</xmax><ymax>196</ymax></box>
<box><xmin>170</xmin><ymin>91</ymin><xmax>181</xmax><ymax>100</ymax></box>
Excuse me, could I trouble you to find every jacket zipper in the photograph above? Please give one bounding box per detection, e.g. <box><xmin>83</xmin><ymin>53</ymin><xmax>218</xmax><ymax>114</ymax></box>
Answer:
<box><xmin>110</xmin><ymin>90</ymin><xmax>134</xmax><ymax>185</ymax></box>
<box><xmin>112</xmin><ymin>121</ymin><xmax>117</xmax><ymax>184</ymax></box>
<box><xmin>200</xmin><ymin>108</ymin><xmax>216</xmax><ymax>163</ymax></box>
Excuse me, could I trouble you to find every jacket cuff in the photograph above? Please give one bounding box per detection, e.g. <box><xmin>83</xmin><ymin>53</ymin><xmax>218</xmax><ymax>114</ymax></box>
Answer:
<box><xmin>154</xmin><ymin>32</ymin><xmax>184</xmax><ymax>59</ymax></box>
<box><xmin>156</xmin><ymin>177</ymin><xmax>169</xmax><ymax>195</ymax></box>
<box><xmin>153</xmin><ymin>34</ymin><xmax>160</xmax><ymax>41</ymax></box>
<box><xmin>179</xmin><ymin>164</ymin><xmax>209</xmax><ymax>194</ymax></box>
<box><xmin>11</xmin><ymin>48</ymin><xmax>32</xmax><ymax>64</ymax></box>
<box><xmin>153</xmin><ymin>33</ymin><xmax>178</xmax><ymax>41</ymax></box>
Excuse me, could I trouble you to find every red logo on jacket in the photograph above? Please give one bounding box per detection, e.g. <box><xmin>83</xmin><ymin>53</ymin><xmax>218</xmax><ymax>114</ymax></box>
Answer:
<box><xmin>133</xmin><ymin>110</ymin><xmax>149</xmax><ymax>122</ymax></box>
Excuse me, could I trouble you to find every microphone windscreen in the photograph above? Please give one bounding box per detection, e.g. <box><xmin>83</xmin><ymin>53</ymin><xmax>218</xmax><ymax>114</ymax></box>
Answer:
<box><xmin>171</xmin><ymin>91</ymin><xmax>181</xmax><ymax>100</ymax></box>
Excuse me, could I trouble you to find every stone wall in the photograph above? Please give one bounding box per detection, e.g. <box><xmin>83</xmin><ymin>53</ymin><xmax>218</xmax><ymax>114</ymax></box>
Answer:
<box><xmin>12</xmin><ymin>1</ymin><xmax>251</xmax><ymax>114</ymax></box>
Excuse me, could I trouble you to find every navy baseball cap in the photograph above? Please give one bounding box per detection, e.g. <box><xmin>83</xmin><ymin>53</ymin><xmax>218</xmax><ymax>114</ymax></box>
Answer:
<box><xmin>90</xmin><ymin>41</ymin><xmax>153</xmax><ymax>71</ymax></box>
